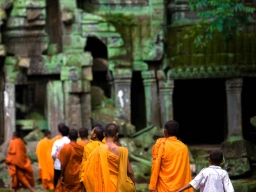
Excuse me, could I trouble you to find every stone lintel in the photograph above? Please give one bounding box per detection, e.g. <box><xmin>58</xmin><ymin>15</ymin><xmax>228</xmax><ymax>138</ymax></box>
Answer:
<box><xmin>113</xmin><ymin>68</ymin><xmax>132</xmax><ymax>80</ymax></box>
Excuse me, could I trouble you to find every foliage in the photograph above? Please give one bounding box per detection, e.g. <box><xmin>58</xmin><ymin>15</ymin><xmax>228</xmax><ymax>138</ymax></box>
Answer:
<box><xmin>188</xmin><ymin>0</ymin><xmax>255</xmax><ymax>47</ymax></box>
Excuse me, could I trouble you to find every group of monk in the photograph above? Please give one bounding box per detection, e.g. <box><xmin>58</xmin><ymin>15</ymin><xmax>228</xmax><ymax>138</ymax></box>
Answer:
<box><xmin>4</xmin><ymin>120</ymin><xmax>233</xmax><ymax>192</ymax></box>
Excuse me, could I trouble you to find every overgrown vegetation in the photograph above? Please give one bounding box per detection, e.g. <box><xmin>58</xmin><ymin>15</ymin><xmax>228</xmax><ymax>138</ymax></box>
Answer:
<box><xmin>188</xmin><ymin>0</ymin><xmax>255</xmax><ymax>47</ymax></box>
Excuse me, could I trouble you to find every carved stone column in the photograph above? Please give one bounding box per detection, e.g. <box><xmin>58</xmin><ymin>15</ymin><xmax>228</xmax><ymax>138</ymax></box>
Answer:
<box><xmin>46</xmin><ymin>81</ymin><xmax>65</xmax><ymax>137</ymax></box>
<box><xmin>226</xmin><ymin>78</ymin><xmax>243</xmax><ymax>141</ymax></box>
<box><xmin>142</xmin><ymin>71</ymin><xmax>160</xmax><ymax>127</ymax></box>
<box><xmin>4</xmin><ymin>82</ymin><xmax>15</xmax><ymax>141</ymax></box>
<box><xmin>113</xmin><ymin>69</ymin><xmax>132</xmax><ymax>122</ymax></box>
<box><xmin>157</xmin><ymin>70</ymin><xmax>174</xmax><ymax>127</ymax></box>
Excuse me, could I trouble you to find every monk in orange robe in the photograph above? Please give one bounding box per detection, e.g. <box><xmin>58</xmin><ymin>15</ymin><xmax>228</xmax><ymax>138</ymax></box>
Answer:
<box><xmin>83</xmin><ymin>123</ymin><xmax>135</xmax><ymax>192</ymax></box>
<box><xmin>36</xmin><ymin>130</ymin><xmax>54</xmax><ymax>192</ymax></box>
<box><xmin>149</xmin><ymin>120</ymin><xmax>193</xmax><ymax>192</ymax></box>
<box><xmin>55</xmin><ymin>129</ymin><xmax>83</xmax><ymax>192</ymax></box>
<box><xmin>5</xmin><ymin>132</ymin><xmax>35</xmax><ymax>192</ymax></box>
<box><xmin>79</xmin><ymin>125</ymin><xmax>105</xmax><ymax>188</ymax></box>
<box><xmin>77</xmin><ymin>127</ymin><xmax>89</xmax><ymax>147</ymax></box>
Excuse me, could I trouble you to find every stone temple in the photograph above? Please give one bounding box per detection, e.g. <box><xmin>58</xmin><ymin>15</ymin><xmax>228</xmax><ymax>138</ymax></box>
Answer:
<box><xmin>1</xmin><ymin>0</ymin><xmax>256</xmax><ymax>191</ymax></box>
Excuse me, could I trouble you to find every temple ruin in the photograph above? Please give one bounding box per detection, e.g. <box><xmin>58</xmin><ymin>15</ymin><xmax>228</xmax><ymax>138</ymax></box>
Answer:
<box><xmin>1</xmin><ymin>0</ymin><xmax>256</xmax><ymax>191</ymax></box>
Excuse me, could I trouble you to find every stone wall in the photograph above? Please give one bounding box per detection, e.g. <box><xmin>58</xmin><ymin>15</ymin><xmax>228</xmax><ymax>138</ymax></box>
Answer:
<box><xmin>166</xmin><ymin>0</ymin><xmax>256</xmax><ymax>79</ymax></box>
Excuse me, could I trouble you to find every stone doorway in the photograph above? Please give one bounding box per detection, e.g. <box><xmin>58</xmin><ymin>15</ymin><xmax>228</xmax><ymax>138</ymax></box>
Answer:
<box><xmin>131</xmin><ymin>71</ymin><xmax>147</xmax><ymax>131</ymax></box>
<box><xmin>242</xmin><ymin>77</ymin><xmax>256</xmax><ymax>144</ymax></box>
<box><xmin>15</xmin><ymin>76</ymin><xmax>59</xmax><ymax>135</ymax></box>
<box><xmin>173</xmin><ymin>78</ymin><xmax>227</xmax><ymax>144</ymax></box>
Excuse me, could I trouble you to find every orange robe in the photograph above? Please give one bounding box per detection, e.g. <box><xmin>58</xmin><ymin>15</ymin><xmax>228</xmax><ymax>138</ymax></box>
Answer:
<box><xmin>149</xmin><ymin>136</ymin><xmax>193</xmax><ymax>192</ymax></box>
<box><xmin>5</xmin><ymin>138</ymin><xmax>35</xmax><ymax>190</ymax></box>
<box><xmin>36</xmin><ymin>137</ymin><xmax>54</xmax><ymax>190</ymax></box>
<box><xmin>57</xmin><ymin>142</ymin><xmax>83</xmax><ymax>192</ymax></box>
<box><xmin>79</xmin><ymin>140</ymin><xmax>103</xmax><ymax>182</ymax></box>
<box><xmin>83</xmin><ymin>145</ymin><xmax>119</xmax><ymax>192</ymax></box>
<box><xmin>77</xmin><ymin>139</ymin><xmax>88</xmax><ymax>147</ymax></box>
<box><xmin>51</xmin><ymin>135</ymin><xmax>62</xmax><ymax>145</ymax></box>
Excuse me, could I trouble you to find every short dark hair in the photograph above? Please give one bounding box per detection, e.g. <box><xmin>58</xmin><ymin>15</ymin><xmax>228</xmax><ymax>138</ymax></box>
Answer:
<box><xmin>94</xmin><ymin>125</ymin><xmax>104</xmax><ymax>141</ymax></box>
<box><xmin>79</xmin><ymin>127</ymin><xmax>88</xmax><ymax>138</ymax></box>
<box><xmin>58</xmin><ymin>123</ymin><xmax>65</xmax><ymax>133</ymax></box>
<box><xmin>164</xmin><ymin>120</ymin><xmax>179</xmax><ymax>136</ymax></box>
<box><xmin>60</xmin><ymin>126</ymin><xmax>69</xmax><ymax>136</ymax></box>
<box><xmin>209</xmin><ymin>150</ymin><xmax>223</xmax><ymax>165</ymax></box>
<box><xmin>44</xmin><ymin>130</ymin><xmax>51</xmax><ymax>137</ymax></box>
<box><xmin>13</xmin><ymin>131</ymin><xmax>20</xmax><ymax>138</ymax></box>
<box><xmin>69</xmin><ymin>129</ymin><xmax>78</xmax><ymax>141</ymax></box>
<box><xmin>105</xmin><ymin>124</ymin><xmax>118</xmax><ymax>138</ymax></box>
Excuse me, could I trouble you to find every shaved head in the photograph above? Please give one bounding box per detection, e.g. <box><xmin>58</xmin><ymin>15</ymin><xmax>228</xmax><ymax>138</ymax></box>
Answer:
<box><xmin>93</xmin><ymin>125</ymin><xmax>104</xmax><ymax>141</ymax></box>
<box><xmin>69</xmin><ymin>129</ymin><xmax>78</xmax><ymax>141</ymax></box>
<box><xmin>79</xmin><ymin>127</ymin><xmax>88</xmax><ymax>139</ymax></box>
<box><xmin>105</xmin><ymin>124</ymin><xmax>118</xmax><ymax>138</ymax></box>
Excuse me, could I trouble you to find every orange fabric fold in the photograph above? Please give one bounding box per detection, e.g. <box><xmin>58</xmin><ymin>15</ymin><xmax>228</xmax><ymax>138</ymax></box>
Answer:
<box><xmin>83</xmin><ymin>145</ymin><xmax>119</xmax><ymax>192</ymax></box>
<box><xmin>77</xmin><ymin>139</ymin><xmax>88</xmax><ymax>147</ymax></box>
<box><xmin>36</xmin><ymin>137</ymin><xmax>54</xmax><ymax>190</ymax></box>
<box><xmin>57</xmin><ymin>142</ymin><xmax>83</xmax><ymax>192</ymax></box>
<box><xmin>79</xmin><ymin>140</ymin><xmax>103</xmax><ymax>182</ymax></box>
<box><xmin>5</xmin><ymin>138</ymin><xmax>35</xmax><ymax>190</ymax></box>
<box><xmin>149</xmin><ymin>137</ymin><xmax>193</xmax><ymax>192</ymax></box>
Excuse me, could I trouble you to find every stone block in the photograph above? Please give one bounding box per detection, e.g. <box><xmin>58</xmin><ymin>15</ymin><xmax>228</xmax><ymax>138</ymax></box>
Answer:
<box><xmin>63</xmin><ymin>23</ymin><xmax>81</xmax><ymax>35</ymax></box>
<box><xmin>221</xmin><ymin>140</ymin><xmax>256</xmax><ymax>161</ymax></box>
<box><xmin>10</xmin><ymin>7</ymin><xmax>26</xmax><ymax>17</ymax></box>
<box><xmin>224</xmin><ymin>157</ymin><xmax>251</xmax><ymax>177</ymax></box>
<box><xmin>132</xmin><ymin>61</ymin><xmax>148</xmax><ymax>71</ymax></box>
<box><xmin>232</xmin><ymin>179</ymin><xmax>256</xmax><ymax>192</ymax></box>
<box><xmin>82</xmin><ymin>22</ymin><xmax>115</xmax><ymax>32</ymax></box>
<box><xmin>6</xmin><ymin>17</ymin><xmax>25</xmax><ymax>28</ymax></box>
<box><xmin>27</xmin><ymin>9</ymin><xmax>45</xmax><ymax>21</ymax></box>
<box><xmin>59</xmin><ymin>0</ymin><xmax>77</xmax><ymax>10</ymax></box>
<box><xmin>107</xmin><ymin>36</ymin><xmax>124</xmax><ymax>48</ymax></box>
<box><xmin>63</xmin><ymin>80</ymin><xmax>83</xmax><ymax>93</ymax></box>
<box><xmin>62</xmin><ymin>35</ymin><xmax>86</xmax><ymax>49</ymax></box>
<box><xmin>18</xmin><ymin>57</ymin><xmax>30</xmax><ymax>68</ymax></box>
<box><xmin>25</xmin><ymin>0</ymin><xmax>46</xmax><ymax>8</ymax></box>
<box><xmin>63</xmin><ymin>52</ymin><xmax>93</xmax><ymax>66</ymax></box>
<box><xmin>82</xmin><ymin>66</ymin><xmax>93</xmax><ymax>81</ymax></box>
<box><xmin>47</xmin><ymin>81</ymin><xmax>65</xmax><ymax>137</ymax></box>
<box><xmin>61</xmin><ymin>10</ymin><xmax>75</xmax><ymax>24</ymax></box>
<box><xmin>61</xmin><ymin>66</ymin><xmax>82</xmax><ymax>81</ymax></box>
<box><xmin>108</xmin><ymin>47</ymin><xmax>127</xmax><ymax>60</ymax></box>
<box><xmin>81</xmin><ymin>13</ymin><xmax>104</xmax><ymax>22</ymax></box>
<box><xmin>0</xmin><ymin>44</ymin><xmax>6</xmax><ymax>56</ymax></box>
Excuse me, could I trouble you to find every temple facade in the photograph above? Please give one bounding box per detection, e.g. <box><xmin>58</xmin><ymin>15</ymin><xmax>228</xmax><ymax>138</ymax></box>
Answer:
<box><xmin>0</xmin><ymin>0</ymin><xmax>256</xmax><ymax>145</ymax></box>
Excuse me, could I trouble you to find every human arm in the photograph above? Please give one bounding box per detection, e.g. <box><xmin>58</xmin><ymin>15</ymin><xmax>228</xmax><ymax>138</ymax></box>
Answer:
<box><xmin>127</xmin><ymin>159</ymin><xmax>135</xmax><ymax>184</ymax></box>
<box><xmin>223</xmin><ymin>171</ymin><xmax>235</xmax><ymax>192</ymax></box>
<box><xmin>176</xmin><ymin>184</ymin><xmax>193</xmax><ymax>192</ymax></box>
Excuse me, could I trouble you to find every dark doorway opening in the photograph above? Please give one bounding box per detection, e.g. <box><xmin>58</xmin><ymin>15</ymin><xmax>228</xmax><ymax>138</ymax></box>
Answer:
<box><xmin>84</xmin><ymin>37</ymin><xmax>108</xmax><ymax>59</ymax></box>
<box><xmin>242</xmin><ymin>77</ymin><xmax>256</xmax><ymax>144</ymax></box>
<box><xmin>131</xmin><ymin>72</ymin><xmax>147</xmax><ymax>131</ymax></box>
<box><xmin>91</xmin><ymin>71</ymin><xmax>111</xmax><ymax>98</ymax></box>
<box><xmin>173</xmin><ymin>79</ymin><xmax>227</xmax><ymax>144</ymax></box>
